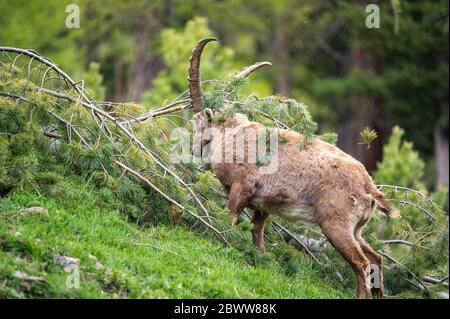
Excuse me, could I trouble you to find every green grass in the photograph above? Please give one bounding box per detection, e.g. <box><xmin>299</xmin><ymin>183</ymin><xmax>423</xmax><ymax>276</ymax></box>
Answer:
<box><xmin>0</xmin><ymin>182</ymin><xmax>352</xmax><ymax>299</ymax></box>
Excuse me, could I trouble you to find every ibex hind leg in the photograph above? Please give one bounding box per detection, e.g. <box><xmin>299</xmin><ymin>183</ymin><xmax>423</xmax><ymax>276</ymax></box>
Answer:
<box><xmin>354</xmin><ymin>225</ymin><xmax>384</xmax><ymax>298</ymax></box>
<box><xmin>320</xmin><ymin>220</ymin><xmax>372</xmax><ymax>299</ymax></box>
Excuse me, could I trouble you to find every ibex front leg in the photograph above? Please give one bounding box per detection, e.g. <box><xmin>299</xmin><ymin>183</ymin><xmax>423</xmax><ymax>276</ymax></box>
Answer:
<box><xmin>228</xmin><ymin>183</ymin><xmax>252</xmax><ymax>224</ymax></box>
<box><xmin>252</xmin><ymin>211</ymin><xmax>269</xmax><ymax>253</ymax></box>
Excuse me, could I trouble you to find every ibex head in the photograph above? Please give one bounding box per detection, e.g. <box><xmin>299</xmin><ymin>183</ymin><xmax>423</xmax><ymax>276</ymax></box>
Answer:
<box><xmin>189</xmin><ymin>38</ymin><xmax>272</xmax><ymax>158</ymax></box>
<box><xmin>188</xmin><ymin>38</ymin><xmax>272</xmax><ymax>114</ymax></box>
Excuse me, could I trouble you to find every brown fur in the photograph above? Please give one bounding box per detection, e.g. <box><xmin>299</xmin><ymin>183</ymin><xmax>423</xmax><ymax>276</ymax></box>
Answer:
<box><xmin>194</xmin><ymin>110</ymin><xmax>398</xmax><ymax>299</ymax></box>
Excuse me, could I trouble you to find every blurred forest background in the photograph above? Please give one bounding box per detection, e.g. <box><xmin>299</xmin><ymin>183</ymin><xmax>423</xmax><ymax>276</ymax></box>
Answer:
<box><xmin>0</xmin><ymin>0</ymin><xmax>448</xmax><ymax>189</ymax></box>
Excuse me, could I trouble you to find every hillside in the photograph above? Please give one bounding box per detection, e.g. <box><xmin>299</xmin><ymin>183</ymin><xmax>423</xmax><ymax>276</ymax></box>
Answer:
<box><xmin>0</xmin><ymin>179</ymin><xmax>351</xmax><ymax>298</ymax></box>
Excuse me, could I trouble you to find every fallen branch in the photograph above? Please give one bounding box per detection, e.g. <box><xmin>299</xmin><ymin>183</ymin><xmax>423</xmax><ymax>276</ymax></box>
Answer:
<box><xmin>123</xmin><ymin>99</ymin><xmax>191</xmax><ymax>124</ymax></box>
<box><xmin>271</xmin><ymin>220</ymin><xmax>322</xmax><ymax>264</ymax></box>
<box><xmin>376</xmin><ymin>184</ymin><xmax>443</xmax><ymax>213</ymax></box>
<box><xmin>0</xmin><ymin>46</ymin><xmax>92</xmax><ymax>104</ymax></box>
<box><xmin>421</xmin><ymin>275</ymin><xmax>449</xmax><ymax>288</ymax></box>
<box><xmin>47</xmin><ymin>109</ymin><xmax>228</xmax><ymax>245</ymax></box>
<box><xmin>379</xmin><ymin>251</ymin><xmax>429</xmax><ymax>292</ymax></box>
<box><xmin>116</xmin><ymin>161</ymin><xmax>229</xmax><ymax>245</ymax></box>
<box><xmin>290</xmin><ymin>233</ymin><xmax>327</xmax><ymax>253</ymax></box>
<box><xmin>35</xmin><ymin>87</ymin><xmax>214</xmax><ymax>224</ymax></box>
<box><xmin>5</xmin><ymin>87</ymin><xmax>228</xmax><ymax>245</ymax></box>
<box><xmin>390</xmin><ymin>199</ymin><xmax>437</xmax><ymax>221</ymax></box>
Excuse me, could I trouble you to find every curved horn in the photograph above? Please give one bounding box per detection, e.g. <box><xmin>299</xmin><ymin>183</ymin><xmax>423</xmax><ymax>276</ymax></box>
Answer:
<box><xmin>188</xmin><ymin>37</ymin><xmax>217</xmax><ymax>112</ymax></box>
<box><xmin>235</xmin><ymin>61</ymin><xmax>272</xmax><ymax>80</ymax></box>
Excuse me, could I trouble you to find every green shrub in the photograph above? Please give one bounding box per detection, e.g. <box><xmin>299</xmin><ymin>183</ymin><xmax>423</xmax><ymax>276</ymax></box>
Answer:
<box><xmin>374</xmin><ymin>126</ymin><xmax>425</xmax><ymax>189</ymax></box>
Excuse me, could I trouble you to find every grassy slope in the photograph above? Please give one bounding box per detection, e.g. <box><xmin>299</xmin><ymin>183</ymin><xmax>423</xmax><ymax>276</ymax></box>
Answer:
<box><xmin>0</xmin><ymin>181</ymin><xmax>352</xmax><ymax>298</ymax></box>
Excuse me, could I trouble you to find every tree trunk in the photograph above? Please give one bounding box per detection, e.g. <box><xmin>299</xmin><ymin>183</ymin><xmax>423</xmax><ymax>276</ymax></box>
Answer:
<box><xmin>434</xmin><ymin>125</ymin><xmax>449</xmax><ymax>189</ymax></box>
<box><xmin>350</xmin><ymin>94</ymin><xmax>384</xmax><ymax>173</ymax></box>
<box><xmin>114</xmin><ymin>55</ymin><xmax>123</xmax><ymax>102</ymax></box>
<box><xmin>127</xmin><ymin>26</ymin><xmax>162</xmax><ymax>101</ymax></box>
<box><xmin>274</xmin><ymin>14</ymin><xmax>290</xmax><ymax>96</ymax></box>
<box><xmin>340</xmin><ymin>2</ymin><xmax>383</xmax><ymax>172</ymax></box>
<box><xmin>125</xmin><ymin>4</ymin><xmax>169</xmax><ymax>102</ymax></box>
<box><xmin>336</xmin><ymin>44</ymin><xmax>383</xmax><ymax>173</ymax></box>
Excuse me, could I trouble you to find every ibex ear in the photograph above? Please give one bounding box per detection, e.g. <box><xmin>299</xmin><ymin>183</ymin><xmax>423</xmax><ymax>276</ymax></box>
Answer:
<box><xmin>204</xmin><ymin>108</ymin><xmax>213</xmax><ymax>122</ymax></box>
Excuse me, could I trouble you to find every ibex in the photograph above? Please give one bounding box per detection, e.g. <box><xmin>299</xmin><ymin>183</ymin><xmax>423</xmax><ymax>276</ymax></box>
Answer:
<box><xmin>189</xmin><ymin>38</ymin><xmax>398</xmax><ymax>299</ymax></box>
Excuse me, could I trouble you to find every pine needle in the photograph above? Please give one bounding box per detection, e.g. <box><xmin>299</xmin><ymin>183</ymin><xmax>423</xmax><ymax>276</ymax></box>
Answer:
<box><xmin>359</xmin><ymin>127</ymin><xmax>378</xmax><ymax>148</ymax></box>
